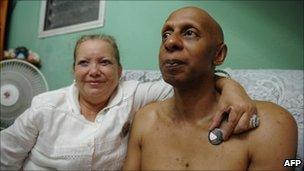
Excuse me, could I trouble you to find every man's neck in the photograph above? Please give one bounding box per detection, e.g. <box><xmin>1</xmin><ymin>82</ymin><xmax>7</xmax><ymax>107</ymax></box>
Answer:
<box><xmin>171</xmin><ymin>79</ymin><xmax>219</xmax><ymax>124</ymax></box>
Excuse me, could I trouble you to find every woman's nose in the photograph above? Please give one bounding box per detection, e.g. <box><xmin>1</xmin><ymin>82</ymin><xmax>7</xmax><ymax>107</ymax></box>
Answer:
<box><xmin>164</xmin><ymin>34</ymin><xmax>183</xmax><ymax>52</ymax></box>
<box><xmin>89</xmin><ymin>64</ymin><xmax>101</xmax><ymax>77</ymax></box>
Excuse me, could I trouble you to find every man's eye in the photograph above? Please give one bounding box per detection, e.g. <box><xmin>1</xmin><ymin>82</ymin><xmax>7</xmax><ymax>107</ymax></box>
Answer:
<box><xmin>162</xmin><ymin>32</ymin><xmax>171</xmax><ymax>41</ymax></box>
<box><xmin>184</xmin><ymin>30</ymin><xmax>197</xmax><ymax>37</ymax></box>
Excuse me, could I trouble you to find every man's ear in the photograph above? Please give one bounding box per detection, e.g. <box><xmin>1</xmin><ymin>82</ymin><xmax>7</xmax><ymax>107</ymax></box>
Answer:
<box><xmin>213</xmin><ymin>43</ymin><xmax>227</xmax><ymax>66</ymax></box>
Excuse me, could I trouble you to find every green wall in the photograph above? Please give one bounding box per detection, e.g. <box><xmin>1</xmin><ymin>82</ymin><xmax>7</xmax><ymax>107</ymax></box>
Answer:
<box><xmin>7</xmin><ymin>0</ymin><xmax>303</xmax><ymax>90</ymax></box>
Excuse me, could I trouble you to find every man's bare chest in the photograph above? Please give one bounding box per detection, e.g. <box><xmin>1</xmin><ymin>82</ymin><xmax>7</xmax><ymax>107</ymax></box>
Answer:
<box><xmin>141</xmin><ymin>121</ymin><xmax>249</xmax><ymax>170</ymax></box>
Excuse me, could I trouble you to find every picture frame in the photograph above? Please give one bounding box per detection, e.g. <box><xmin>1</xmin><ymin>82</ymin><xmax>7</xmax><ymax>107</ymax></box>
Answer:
<box><xmin>38</xmin><ymin>0</ymin><xmax>105</xmax><ymax>38</ymax></box>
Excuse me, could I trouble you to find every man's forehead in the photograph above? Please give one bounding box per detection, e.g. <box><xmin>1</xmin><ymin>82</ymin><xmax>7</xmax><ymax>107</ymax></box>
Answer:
<box><xmin>171</xmin><ymin>7</ymin><xmax>209</xmax><ymax>18</ymax></box>
<box><xmin>163</xmin><ymin>7</ymin><xmax>223</xmax><ymax>42</ymax></box>
<box><xmin>164</xmin><ymin>7</ymin><xmax>211</xmax><ymax>27</ymax></box>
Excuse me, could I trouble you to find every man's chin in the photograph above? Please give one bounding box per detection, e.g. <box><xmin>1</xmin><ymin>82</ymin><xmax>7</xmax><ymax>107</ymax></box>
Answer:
<box><xmin>163</xmin><ymin>75</ymin><xmax>187</xmax><ymax>88</ymax></box>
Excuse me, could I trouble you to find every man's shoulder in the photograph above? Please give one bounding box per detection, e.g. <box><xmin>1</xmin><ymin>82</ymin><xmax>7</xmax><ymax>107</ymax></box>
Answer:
<box><xmin>132</xmin><ymin>99</ymin><xmax>172</xmax><ymax>131</ymax></box>
<box><xmin>255</xmin><ymin>100</ymin><xmax>297</xmax><ymax>129</ymax></box>
<box><xmin>247</xmin><ymin>100</ymin><xmax>297</xmax><ymax>148</ymax></box>
<box><xmin>245</xmin><ymin>102</ymin><xmax>298</xmax><ymax>169</ymax></box>
<box><xmin>135</xmin><ymin>98</ymin><xmax>171</xmax><ymax>119</ymax></box>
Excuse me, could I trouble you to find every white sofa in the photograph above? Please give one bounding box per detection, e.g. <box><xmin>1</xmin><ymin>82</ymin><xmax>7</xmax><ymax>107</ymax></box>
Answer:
<box><xmin>122</xmin><ymin>69</ymin><xmax>303</xmax><ymax>168</ymax></box>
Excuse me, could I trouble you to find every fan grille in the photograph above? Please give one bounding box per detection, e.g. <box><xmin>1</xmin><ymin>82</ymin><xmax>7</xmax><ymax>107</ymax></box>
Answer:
<box><xmin>1</xmin><ymin>59</ymin><xmax>48</xmax><ymax>129</ymax></box>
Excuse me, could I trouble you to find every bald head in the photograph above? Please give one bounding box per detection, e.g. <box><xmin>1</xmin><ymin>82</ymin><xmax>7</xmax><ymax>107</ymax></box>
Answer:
<box><xmin>167</xmin><ymin>6</ymin><xmax>224</xmax><ymax>44</ymax></box>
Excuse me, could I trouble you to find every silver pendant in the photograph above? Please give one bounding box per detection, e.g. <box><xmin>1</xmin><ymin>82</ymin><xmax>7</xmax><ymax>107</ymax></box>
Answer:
<box><xmin>208</xmin><ymin>128</ymin><xmax>223</xmax><ymax>145</ymax></box>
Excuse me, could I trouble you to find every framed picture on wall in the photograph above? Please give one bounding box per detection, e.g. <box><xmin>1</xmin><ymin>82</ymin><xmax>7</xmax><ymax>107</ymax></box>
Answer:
<box><xmin>38</xmin><ymin>0</ymin><xmax>105</xmax><ymax>38</ymax></box>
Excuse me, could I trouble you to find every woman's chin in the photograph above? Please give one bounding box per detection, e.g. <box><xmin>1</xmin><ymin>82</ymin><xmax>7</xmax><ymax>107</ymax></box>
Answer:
<box><xmin>81</xmin><ymin>89</ymin><xmax>105</xmax><ymax>98</ymax></box>
<box><xmin>89</xmin><ymin>90</ymin><xmax>104</xmax><ymax>96</ymax></box>
<box><xmin>80</xmin><ymin>84</ymin><xmax>117</xmax><ymax>101</ymax></box>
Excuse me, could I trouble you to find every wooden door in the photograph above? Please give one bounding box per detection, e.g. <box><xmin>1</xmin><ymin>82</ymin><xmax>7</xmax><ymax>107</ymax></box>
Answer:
<box><xmin>0</xmin><ymin>0</ymin><xmax>9</xmax><ymax>60</ymax></box>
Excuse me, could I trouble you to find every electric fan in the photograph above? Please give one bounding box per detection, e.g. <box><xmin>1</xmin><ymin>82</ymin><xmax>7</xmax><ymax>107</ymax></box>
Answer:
<box><xmin>0</xmin><ymin>59</ymin><xmax>49</xmax><ymax>130</ymax></box>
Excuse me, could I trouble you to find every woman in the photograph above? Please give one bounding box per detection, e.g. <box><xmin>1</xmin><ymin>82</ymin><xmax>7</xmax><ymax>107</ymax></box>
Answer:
<box><xmin>1</xmin><ymin>34</ymin><xmax>256</xmax><ymax>170</ymax></box>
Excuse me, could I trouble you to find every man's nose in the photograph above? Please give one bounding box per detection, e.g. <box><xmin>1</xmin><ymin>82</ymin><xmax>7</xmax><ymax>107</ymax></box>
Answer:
<box><xmin>164</xmin><ymin>34</ymin><xmax>183</xmax><ymax>52</ymax></box>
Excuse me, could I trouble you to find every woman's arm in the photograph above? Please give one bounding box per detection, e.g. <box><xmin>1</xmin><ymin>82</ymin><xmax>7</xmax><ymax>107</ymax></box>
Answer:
<box><xmin>212</xmin><ymin>77</ymin><xmax>257</xmax><ymax>140</ymax></box>
<box><xmin>0</xmin><ymin>108</ymin><xmax>38</xmax><ymax>170</ymax></box>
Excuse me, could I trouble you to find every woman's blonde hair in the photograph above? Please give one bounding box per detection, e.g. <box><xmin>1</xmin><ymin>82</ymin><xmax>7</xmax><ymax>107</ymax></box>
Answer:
<box><xmin>73</xmin><ymin>34</ymin><xmax>121</xmax><ymax>67</ymax></box>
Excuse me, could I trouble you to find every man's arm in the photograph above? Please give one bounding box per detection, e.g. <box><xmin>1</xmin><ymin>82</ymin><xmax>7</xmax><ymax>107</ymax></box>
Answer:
<box><xmin>123</xmin><ymin>109</ymin><xmax>146</xmax><ymax>170</ymax></box>
<box><xmin>248</xmin><ymin>101</ymin><xmax>297</xmax><ymax>170</ymax></box>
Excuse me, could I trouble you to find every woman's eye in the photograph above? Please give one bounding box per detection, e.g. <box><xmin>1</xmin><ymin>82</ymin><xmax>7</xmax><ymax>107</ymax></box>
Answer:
<box><xmin>77</xmin><ymin>60</ymin><xmax>88</xmax><ymax>66</ymax></box>
<box><xmin>100</xmin><ymin>60</ymin><xmax>111</xmax><ymax>66</ymax></box>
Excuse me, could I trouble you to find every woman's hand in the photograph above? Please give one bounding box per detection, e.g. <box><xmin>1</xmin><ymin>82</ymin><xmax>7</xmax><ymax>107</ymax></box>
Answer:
<box><xmin>213</xmin><ymin>77</ymin><xmax>257</xmax><ymax>140</ymax></box>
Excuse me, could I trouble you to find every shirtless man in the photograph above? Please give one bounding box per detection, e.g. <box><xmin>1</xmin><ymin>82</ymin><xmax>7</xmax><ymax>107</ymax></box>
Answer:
<box><xmin>123</xmin><ymin>6</ymin><xmax>298</xmax><ymax>170</ymax></box>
